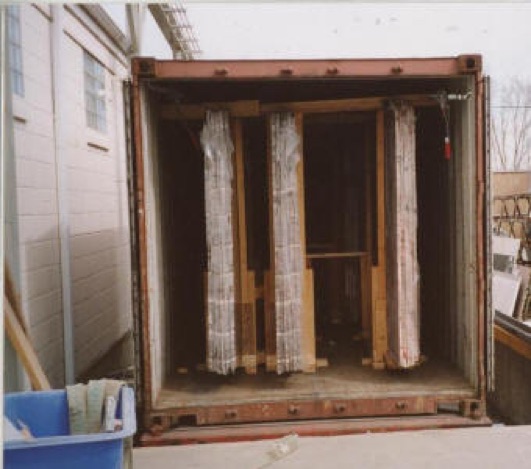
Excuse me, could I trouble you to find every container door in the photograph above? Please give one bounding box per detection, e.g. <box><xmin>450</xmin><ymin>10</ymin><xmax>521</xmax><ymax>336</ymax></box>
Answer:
<box><xmin>484</xmin><ymin>75</ymin><xmax>495</xmax><ymax>391</ymax></box>
<box><xmin>123</xmin><ymin>79</ymin><xmax>144</xmax><ymax>404</ymax></box>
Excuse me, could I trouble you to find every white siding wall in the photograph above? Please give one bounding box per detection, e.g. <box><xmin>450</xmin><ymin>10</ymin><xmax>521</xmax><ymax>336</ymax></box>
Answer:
<box><xmin>11</xmin><ymin>4</ymin><xmax>131</xmax><ymax>387</ymax></box>
<box><xmin>12</xmin><ymin>4</ymin><xmax>64</xmax><ymax>387</ymax></box>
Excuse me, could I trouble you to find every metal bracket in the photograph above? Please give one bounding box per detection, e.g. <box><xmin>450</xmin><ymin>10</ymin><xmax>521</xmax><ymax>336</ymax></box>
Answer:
<box><xmin>135</xmin><ymin>58</ymin><xmax>156</xmax><ymax>78</ymax></box>
<box><xmin>460</xmin><ymin>399</ymin><xmax>485</xmax><ymax>419</ymax></box>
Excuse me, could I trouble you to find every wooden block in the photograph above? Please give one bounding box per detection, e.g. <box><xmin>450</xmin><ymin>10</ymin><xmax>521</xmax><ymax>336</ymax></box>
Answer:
<box><xmin>316</xmin><ymin>358</ymin><xmax>329</xmax><ymax>368</ymax></box>
<box><xmin>4</xmin><ymin>295</ymin><xmax>51</xmax><ymax>390</ymax></box>
<box><xmin>361</xmin><ymin>357</ymin><xmax>373</xmax><ymax>367</ymax></box>
<box><xmin>373</xmin><ymin>296</ymin><xmax>387</xmax><ymax>354</ymax></box>
<box><xmin>203</xmin><ymin>272</ymin><xmax>210</xmax><ymax>370</ymax></box>
<box><xmin>302</xmin><ymin>268</ymin><xmax>316</xmax><ymax>373</ymax></box>
<box><xmin>246</xmin><ymin>271</ymin><xmax>258</xmax><ymax>374</ymax></box>
<box><xmin>235</xmin><ymin>302</ymin><xmax>244</xmax><ymax>369</ymax></box>
<box><xmin>240</xmin><ymin>279</ymin><xmax>258</xmax><ymax>374</ymax></box>
<box><xmin>360</xmin><ymin>254</ymin><xmax>372</xmax><ymax>340</ymax></box>
<box><xmin>264</xmin><ymin>270</ymin><xmax>277</xmax><ymax>373</ymax></box>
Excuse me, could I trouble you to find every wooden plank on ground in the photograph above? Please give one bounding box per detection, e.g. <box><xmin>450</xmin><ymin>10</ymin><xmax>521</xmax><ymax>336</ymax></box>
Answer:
<box><xmin>494</xmin><ymin>324</ymin><xmax>531</xmax><ymax>360</ymax></box>
<box><xmin>4</xmin><ymin>295</ymin><xmax>51</xmax><ymax>390</ymax></box>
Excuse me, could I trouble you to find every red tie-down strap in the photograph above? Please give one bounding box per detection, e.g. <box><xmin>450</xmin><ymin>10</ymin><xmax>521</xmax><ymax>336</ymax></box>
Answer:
<box><xmin>444</xmin><ymin>136</ymin><xmax>452</xmax><ymax>160</ymax></box>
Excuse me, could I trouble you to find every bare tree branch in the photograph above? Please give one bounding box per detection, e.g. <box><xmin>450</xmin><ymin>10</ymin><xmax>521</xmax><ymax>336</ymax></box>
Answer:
<box><xmin>492</xmin><ymin>77</ymin><xmax>531</xmax><ymax>171</ymax></box>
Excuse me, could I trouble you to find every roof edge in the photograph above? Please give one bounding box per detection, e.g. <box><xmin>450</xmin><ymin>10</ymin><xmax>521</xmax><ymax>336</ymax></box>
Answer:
<box><xmin>81</xmin><ymin>4</ymin><xmax>130</xmax><ymax>56</ymax></box>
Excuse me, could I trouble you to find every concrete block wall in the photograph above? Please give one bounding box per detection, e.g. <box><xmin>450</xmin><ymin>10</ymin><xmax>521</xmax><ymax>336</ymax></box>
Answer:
<box><xmin>11</xmin><ymin>4</ymin><xmax>132</xmax><ymax>387</ymax></box>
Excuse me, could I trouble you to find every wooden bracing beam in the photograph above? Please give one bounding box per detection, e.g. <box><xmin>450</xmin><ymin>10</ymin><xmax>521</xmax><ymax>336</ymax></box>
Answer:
<box><xmin>162</xmin><ymin>101</ymin><xmax>260</xmax><ymax>120</ymax></box>
<box><xmin>160</xmin><ymin>95</ymin><xmax>438</xmax><ymax>121</ymax></box>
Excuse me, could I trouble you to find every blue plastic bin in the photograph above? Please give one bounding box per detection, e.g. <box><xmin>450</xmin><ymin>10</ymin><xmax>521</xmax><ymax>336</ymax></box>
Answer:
<box><xmin>4</xmin><ymin>386</ymin><xmax>136</xmax><ymax>469</ymax></box>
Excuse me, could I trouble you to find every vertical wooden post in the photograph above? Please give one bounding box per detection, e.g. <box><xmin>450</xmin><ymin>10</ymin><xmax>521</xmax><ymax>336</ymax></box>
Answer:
<box><xmin>295</xmin><ymin>113</ymin><xmax>316</xmax><ymax>373</ymax></box>
<box><xmin>371</xmin><ymin>110</ymin><xmax>388</xmax><ymax>369</ymax></box>
<box><xmin>265</xmin><ymin>114</ymin><xmax>277</xmax><ymax>372</ymax></box>
<box><xmin>232</xmin><ymin>119</ymin><xmax>257</xmax><ymax>374</ymax></box>
<box><xmin>361</xmin><ymin>124</ymin><xmax>373</xmax><ymax>342</ymax></box>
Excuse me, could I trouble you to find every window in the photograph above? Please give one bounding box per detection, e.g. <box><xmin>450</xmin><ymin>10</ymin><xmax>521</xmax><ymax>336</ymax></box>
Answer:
<box><xmin>7</xmin><ymin>5</ymin><xmax>24</xmax><ymax>97</ymax></box>
<box><xmin>84</xmin><ymin>50</ymin><xmax>106</xmax><ymax>132</ymax></box>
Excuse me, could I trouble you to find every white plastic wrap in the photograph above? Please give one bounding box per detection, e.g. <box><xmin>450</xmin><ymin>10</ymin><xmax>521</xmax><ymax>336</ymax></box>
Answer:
<box><xmin>270</xmin><ymin>113</ymin><xmax>303</xmax><ymax>374</ymax></box>
<box><xmin>201</xmin><ymin>110</ymin><xmax>237</xmax><ymax>374</ymax></box>
<box><xmin>387</xmin><ymin>102</ymin><xmax>421</xmax><ymax>368</ymax></box>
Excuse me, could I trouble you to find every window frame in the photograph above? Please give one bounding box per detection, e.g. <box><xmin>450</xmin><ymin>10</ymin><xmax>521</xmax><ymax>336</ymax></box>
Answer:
<box><xmin>7</xmin><ymin>5</ymin><xmax>24</xmax><ymax>97</ymax></box>
<box><xmin>83</xmin><ymin>50</ymin><xmax>107</xmax><ymax>133</ymax></box>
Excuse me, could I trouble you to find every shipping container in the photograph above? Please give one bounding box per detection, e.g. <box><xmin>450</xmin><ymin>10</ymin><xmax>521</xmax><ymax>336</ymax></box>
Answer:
<box><xmin>128</xmin><ymin>55</ymin><xmax>492</xmax><ymax>443</ymax></box>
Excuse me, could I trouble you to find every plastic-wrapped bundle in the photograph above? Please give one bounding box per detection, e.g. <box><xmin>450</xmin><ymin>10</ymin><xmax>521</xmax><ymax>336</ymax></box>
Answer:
<box><xmin>271</xmin><ymin>112</ymin><xmax>303</xmax><ymax>374</ymax></box>
<box><xmin>201</xmin><ymin>110</ymin><xmax>236</xmax><ymax>374</ymax></box>
<box><xmin>386</xmin><ymin>102</ymin><xmax>421</xmax><ymax>368</ymax></box>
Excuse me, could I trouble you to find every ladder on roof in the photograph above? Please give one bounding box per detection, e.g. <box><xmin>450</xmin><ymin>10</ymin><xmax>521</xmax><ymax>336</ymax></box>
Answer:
<box><xmin>149</xmin><ymin>3</ymin><xmax>201</xmax><ymax>60</ymax></box>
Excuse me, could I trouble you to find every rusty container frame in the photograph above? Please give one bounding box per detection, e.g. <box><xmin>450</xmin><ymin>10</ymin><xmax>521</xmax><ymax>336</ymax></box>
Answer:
<box><xmin>130</xmin><ymin>55</ymin><xmax>489</xmax><ymax>443</ymax></box>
